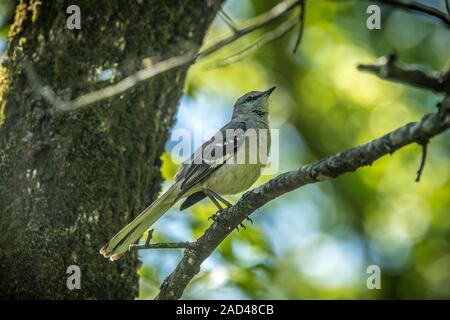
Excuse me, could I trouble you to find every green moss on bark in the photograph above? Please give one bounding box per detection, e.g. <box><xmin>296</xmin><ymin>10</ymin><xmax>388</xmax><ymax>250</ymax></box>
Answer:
<box><xmin>0</xmin><ymin>0</ymin><xmax>221</xmax><ymax>299</ymax></box>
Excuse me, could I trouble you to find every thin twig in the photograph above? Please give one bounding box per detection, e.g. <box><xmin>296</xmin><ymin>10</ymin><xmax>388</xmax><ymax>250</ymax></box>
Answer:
<box><xmin>129</xmin><ymin>228</ymin><xmax>195</xmax><ymax>250</ymax></box>
<box><xmin>64</xmin><ymin>51</ymin><xmax>197</xmax><ymax>112</ymax></box>
<box><xmin>369</xmin><ymin>0</ymin><xmax>450</xmax><ymax>26</ymax></box>
<box><xmin>206</xmin><ymin>17</ymin><xmax>298</xmax><ymax>69</ymax></box>
<box><xmin>23</xmin><ymin>51</ymin><xmax>197</xmax><ymax>112</ymax></box>
<box><xmin>130</xmin><ymin>241</ymin><xmax>196</xmax><ymax>250</ymax></box>
<box><xmin>198</xmin><ymin>0</ymin><xmax>300</xmax><ymax>59</ymax></box>
<box><xmin>25</xmin><ymin>0</ymin><xmax>300</xmax><ymax>112</ymax></box>
<box><xmin>292</xmin><ymin>0</ymin><xmax>306</xmax><ymax>53</ymax></box>
<box><xmin>22</xmin><ymin>60</ymin><xmax>66</xmax><ymax>110</ymax></box>
<box><xmin>446</xmin><ymin>0</ymin><xmax>450</xmax><ymax>16</ymax></box>
<box><xmin>357</xmin><ymin>54</ymin><xmax>447</xmax><ymax>93</ymax></box>
<box><xmin>219</xmin><ymin>8</ymin><xmax>239</xmax><ymax>33</ymax></box>
<box><xmin>415</xmin><ymin>141</ymin><xmax>428</xmax><ymax>182</ymax></box>
<box><xmin>332</xmin><ymin>0</ymin><xmax>450</xmax><ymax>26</ymax></box>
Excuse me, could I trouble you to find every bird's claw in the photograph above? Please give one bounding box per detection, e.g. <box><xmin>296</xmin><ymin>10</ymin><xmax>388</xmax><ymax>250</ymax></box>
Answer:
<box><xmin>208</xmin><ymin>211</ymin><xmax>222</xmax><ymax>223</ymax></box>
<box><xmin>235</xmin><ymin>216</ymin><xmax>253</xmax><ymax>231</ymax></box>
<box><xmin>235</xmin><ymin>222</ymin><xmax>247</xmax><ymax>231</ymax></box>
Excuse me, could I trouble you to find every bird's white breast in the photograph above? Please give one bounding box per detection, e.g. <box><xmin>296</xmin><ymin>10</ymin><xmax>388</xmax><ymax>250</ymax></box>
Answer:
<box><xmin>202</xmin><ymin>130</ymin><xmax>271</xmax><ymax>195</ymax></box>
<box><xmin>202</xmin><ymin>163</ymin><xmax>262</xmax><ymax>195</ymax></box>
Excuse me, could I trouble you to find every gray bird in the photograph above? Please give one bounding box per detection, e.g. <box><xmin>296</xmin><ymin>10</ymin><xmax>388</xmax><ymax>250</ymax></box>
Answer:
<box><xmin>100</xmin><ymin>87</ymin><xmax>275</xmax><ymax>260</ymax></box>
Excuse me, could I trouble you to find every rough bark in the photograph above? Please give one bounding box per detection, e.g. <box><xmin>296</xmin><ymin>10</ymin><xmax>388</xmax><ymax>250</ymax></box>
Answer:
<box><xmin>0</xmin><ymin>0</ymin><xmax>221</xmax><ymax>299</ymax></box>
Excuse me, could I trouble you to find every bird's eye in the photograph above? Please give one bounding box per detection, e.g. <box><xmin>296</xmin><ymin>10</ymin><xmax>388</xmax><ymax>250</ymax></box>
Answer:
<box><xmin>246</xmin><ymin>95</ymin><xmax>254</xmax><ymax>102</ymax></box>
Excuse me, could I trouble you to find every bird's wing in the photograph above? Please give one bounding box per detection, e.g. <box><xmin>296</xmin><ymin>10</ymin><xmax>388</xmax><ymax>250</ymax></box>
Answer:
<box><xmin>174</xmin><ymin>120</ymin><xmax>247</xmax><ymax>198</ymax></box>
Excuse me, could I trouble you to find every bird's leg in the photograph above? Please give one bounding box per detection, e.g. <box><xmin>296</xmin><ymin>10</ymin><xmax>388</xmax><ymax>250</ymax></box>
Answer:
<box><xmin>219</xmin><ymin>8</ymin><xmax>239</xmax><ymax>34</ymax></box>
<box><xmin>204</xmin><ymin>189</ymin><xmax>223</xmax><ymax>223</ymax></box>
<box><xmin>204</xmin><ymin>189</ymin><xmax>223</xmax><ymax>211</ymax></box>
<box><xmin>145</xmin><ymin>229</ymin><xmax>154</xmax><ymax>246</ymax></box>
<box><xmin>205</xmin><ymin>188</ymin><xmax>251</xmax><ymax>230</ymax></box>
<box><xmin>205</xmin><ymin>188</ymin><xmax>233</xmax><ymax>208</ymax></box>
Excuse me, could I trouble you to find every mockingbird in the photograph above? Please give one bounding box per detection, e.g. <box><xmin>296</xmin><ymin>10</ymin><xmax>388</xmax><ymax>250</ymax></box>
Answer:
<box><xmin>100</xmin><ymin>87</ymin><xmax>275</xmax><ymax>261</ymax></box>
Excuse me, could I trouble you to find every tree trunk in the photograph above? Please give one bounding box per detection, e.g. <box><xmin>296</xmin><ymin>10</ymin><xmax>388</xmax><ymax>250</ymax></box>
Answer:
<box><xmin>0</xmin><ymin>0</ymin><xmax>220</xmax><ymax>299</ymax></box>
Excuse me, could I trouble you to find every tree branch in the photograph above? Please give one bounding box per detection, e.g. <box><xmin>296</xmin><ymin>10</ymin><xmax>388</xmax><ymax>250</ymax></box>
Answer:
<box><xmin>332</xmin><ymin>0</ymin><xmax>450</xmax><ymax>26</ymax></box>
<box><xmin>129</xmin><ymin>228</ymin><xmax>196</xmax><ymax>250</ymax></box>
<box><xmin>219</xmin><ymin>8</ymin><xmax>239</xmax><ymax>33</ymax></box>
<box><xmin>61</xmin><ymin>52</ymin><xmax>197</xmax><ymax>112</ymax></box>
<box><xmin>22</xmin><ymin>59</ymin><xmax>67</xmax><ymax>110</ymax></box>
<box><xmin>206</xmin><ymin>17</ymin><xmax>298</xmax><ymax>70</ymax></box>
<box><xmin>25</xmin><ymin>0</ymin><xmax>300</xmax><ymax>112</ymax></box>
<box><xmin>155</xmin><ymin>98</ymin><xmax>450</xmax><ymax>300</ymax></box>
<box><xmin>371</xmin><ymin>0</ymin><xmax>450</xmax><ymax>26</ymax></box>
<box><xmin>196</xmin><ymin>0</ymin><xmax>299</xmax><ymax>58</ymax></box>
<box><xmin>130</xmin><ymin>242</ymin><xmax>196</xmax><ymax>250</ymax></box>
<box><xmin>357</xmin><ymin>53</ymin><xmax>449</xmax><ymax>94</ymax></box>
<box><xmin>415</xmin><ymin>140</ymin><xmax>428</xmax><ymax>182</ymax></box>
<box><xmin>292</xmin><ymin>0</ymin><xmax>306</xmax><ymax>53</ymax></box>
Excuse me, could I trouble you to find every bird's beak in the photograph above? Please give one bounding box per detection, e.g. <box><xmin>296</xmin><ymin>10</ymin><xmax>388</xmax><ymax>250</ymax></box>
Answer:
<box><xmin>262</xmin><ymin>86</ymin><xmax>276</xmax><ymax>97</ymax></box>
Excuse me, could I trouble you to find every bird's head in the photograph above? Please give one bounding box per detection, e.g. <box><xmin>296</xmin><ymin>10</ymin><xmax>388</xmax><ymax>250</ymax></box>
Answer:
<box><xmin>232</xmin><ymin>86</ymin><xmax>276</xmax><ymax>119</ymax></box>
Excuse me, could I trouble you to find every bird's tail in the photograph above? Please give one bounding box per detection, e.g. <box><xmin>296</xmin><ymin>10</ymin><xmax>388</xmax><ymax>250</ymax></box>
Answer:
<box><xmin>100</xmin><ymin>183</ymin><xmax>180</xmax><ymax>261</ymax></box>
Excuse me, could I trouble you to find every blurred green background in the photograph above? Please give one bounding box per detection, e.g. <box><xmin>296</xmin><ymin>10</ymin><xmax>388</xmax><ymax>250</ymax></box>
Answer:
<box><xmin>1</xmin><ymin>0</ymin><xmax>448</xmax><ymax>299</ymax></box>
